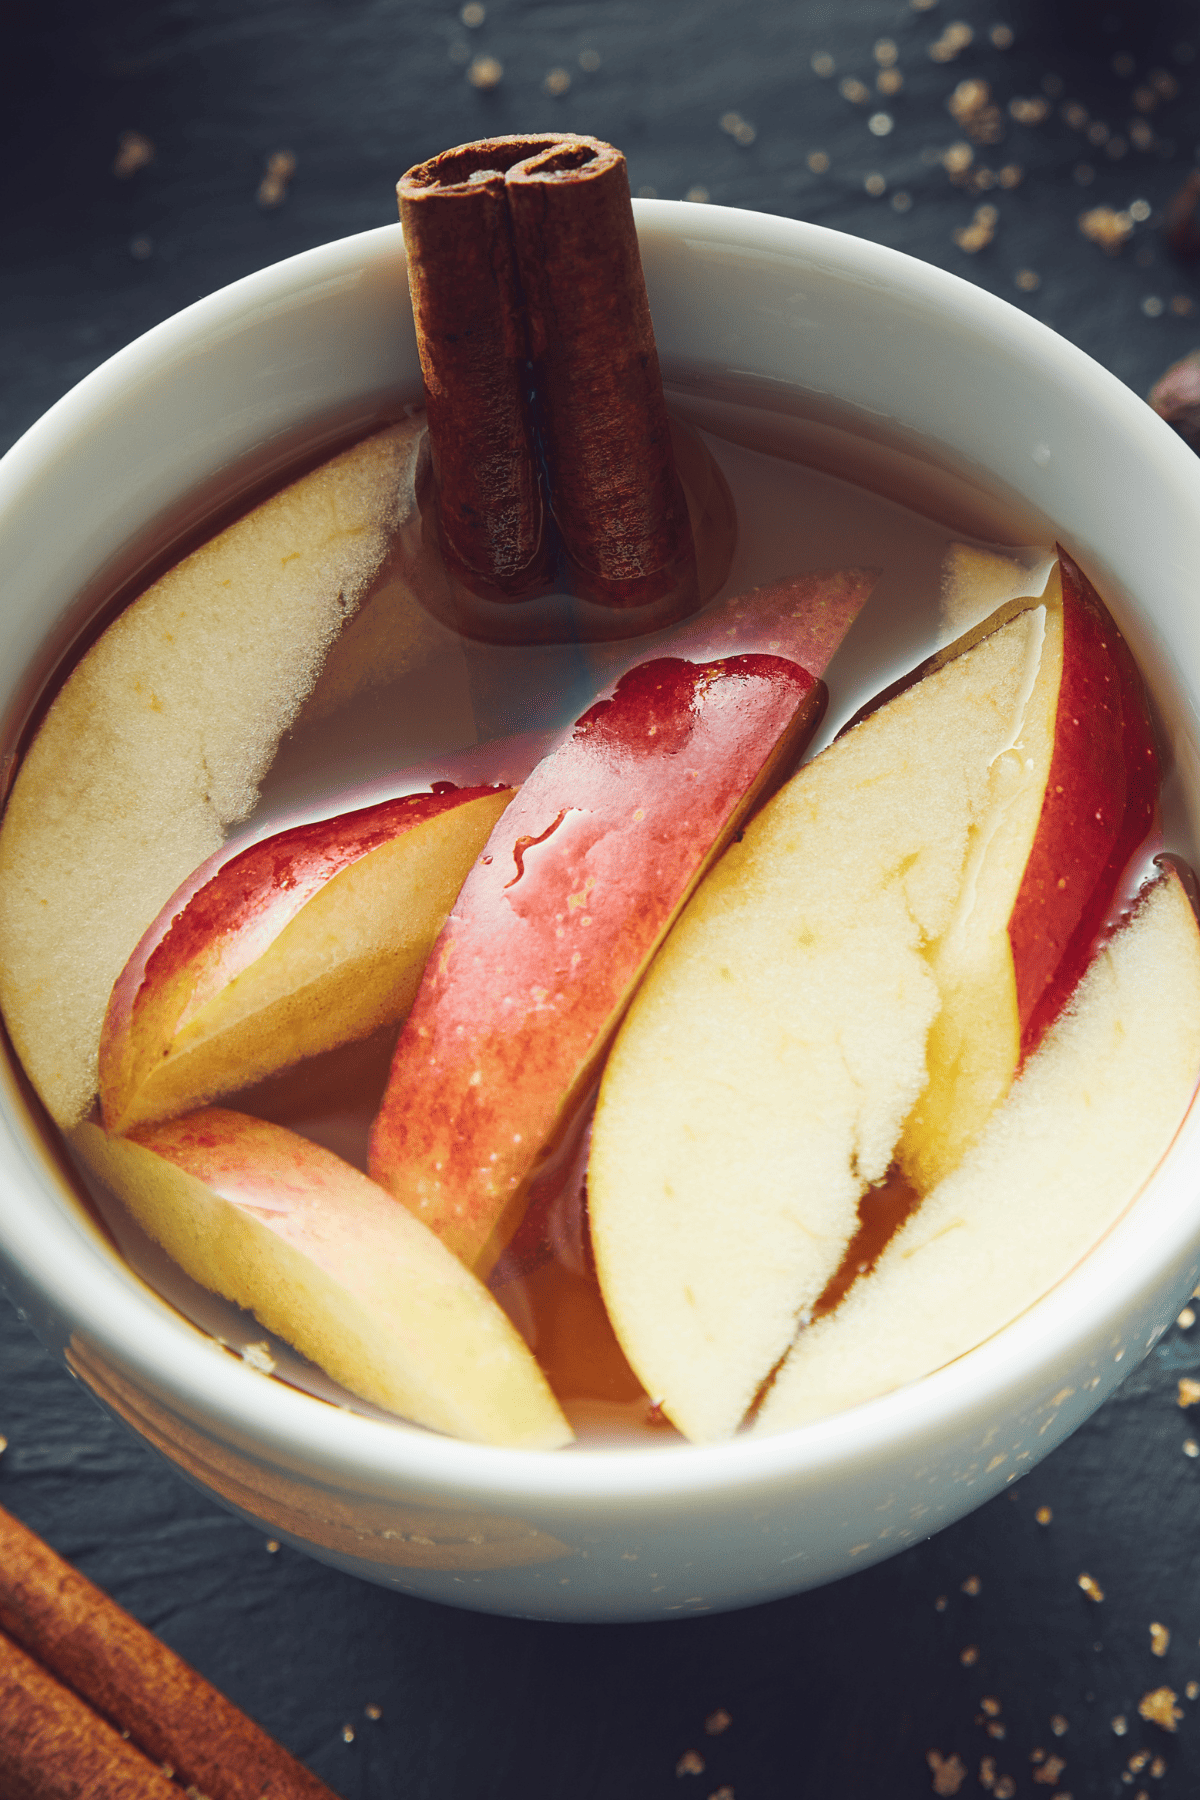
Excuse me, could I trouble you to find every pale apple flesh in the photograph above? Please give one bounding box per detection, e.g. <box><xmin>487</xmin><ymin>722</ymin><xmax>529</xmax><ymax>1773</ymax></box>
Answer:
<box><xmin>99</xmin><ymin>785</ymin><xmax>514</xmax><ymax>1136</ymax></box>
<box><xmin>898</xmin><ymin>551</ymin><xmax>1160</xmax><ymax>1194</ymax></box>
<box><xmin>588</xmin><ymin>609</ymin><xmax>1054</xmax><ymax>1444</ymax></box>
<box><xmin>369</xmin><ymin>653</ymin><xmax>825</xmax><ymax>1276</ymax></box>
<box><xmin>72</xmin><ymin>1109</ymin><xmax>572</xmax><ymax>1449</ymax></box>
<box><xmin>755</xmin><ymin>866</ymin><xmax>1200</xmax><ymax>1432</ymax></box>
<box><xmin>0</xmin><ymin>422</ymin><xmax>423</xmax><ymax>1130</ymax></box>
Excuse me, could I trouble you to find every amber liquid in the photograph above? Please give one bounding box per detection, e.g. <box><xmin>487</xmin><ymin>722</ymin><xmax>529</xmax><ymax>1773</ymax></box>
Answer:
<box><xmin>53</xmin><ymin>380</ymin><xmax>1168</xmax><ymax>1446</ymax></box>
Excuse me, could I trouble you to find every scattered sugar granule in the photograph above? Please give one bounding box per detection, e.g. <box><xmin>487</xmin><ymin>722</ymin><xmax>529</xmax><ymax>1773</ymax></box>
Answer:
<box><xmin>1036</xmin><ymin>1505</ymin><xmax>1053</xmax><ymax>1524</ymax></box>
<box><xmin>460</xmin><ymin>1</ymin><xmax>485</xmax><ymax>23</ymax></box>
<box><xmin>1150</xmin><ymin>1755</ymin><xmax>1166</xmax><ymax>1777</ymax></box>
<box><xmin>1010</xmin><ymin>96</ymin><xmax>1050</xmax><ymax>123</ymax></box>
<box><xmin>257</xmin><ymin>150</ymin><xmax>295</xmax><ymax>208</ymax></box>
<box><xmin>811</xmin><ymin>51</ymin><xmax>835</xmax><ymax>76</ymax></box>
<box><xmin>929</xmin><ymin>22</ymin><xmax>975</xmax><ymax>63</ymax></box>
<box><xmin>991</xmin><ymin>24</ymin><xmax>1014</xmax><ymax>48</ymax></box>
<box><xmin>987</xmin><ymin>1721</ymin><xmax>1006</xmax><ymax>1740</ymax></box>
<box><xmin>113</xmin><ymin>130</ymin><xmax>155</xmax><ymax>177</ymax></box>
<box><xmin>980</xmin><ymin>1756</ymin><xmax>997</xmax><ymax>1790</ymax></box>
<box><xmin>998</xmin><ymin>164</ymin><xmax>1023</xmax><ymax>187</ymax></box>
<box><xmin>467</xmin><ymin>55</ymin><xmax>503</xmax><ymax>88</ymax></box>
<box><xmin>954</xmin><ymin>203</ymin><xmax>998</xmax><ymax>252</ymax></box>
<box><xmin>1079</xmin><ymin>206</ymin><xmax>1134</xmax><ymax>252</ymax></box>
<box><xmin>1184</xmin><ymin>1439</ymin><xmax>1200</xmax><ymax>1457</ymax></box>
<box><xmin>1113</xmin><ymin>1716</ymin><xmax>1129</xmax><ymax>1736</ymax></box>
<box><xmin>981</xmin><ymin>1697</ymin><xmax>1002</xmax><ymax>1717</ymax></box>
<box><xmin>878</xmin><ymin>68</ymin><xmax>904</xmax><ymax>94</ymax></box>
<box><xmin>1033</xmin><ymin>1757</ymin><xmax>1067</xmax><ymax>1785</ymax></box>
<box><xmin>935</xmin><ymin>1595</ymin><xmax>948</xmax><ymax>1612</ymax></box>
<box><xmin>1178</xmin><ymin>1379</ymin><xmax>1200</xmax><ymax>1408</ymax></box>
<box><xmin>1143</xmin><ymin>296</ymin><xmax>1165</xmax><ymax>317</ymax></box>
<box><xmin>544</xmin><ymin>68</ymin><xmax>571</xmax><ymax>95</ymax></box>
<box><xmin>962</xmin><ymin>1575</ymin><xmax>982</xmax><ymax>1596</ymax></box>
<box><xmin>944</xmin><ymin>141</ymin><xmax>975</xmax><ymax>177</ymax></box>
<box><xmin>708</xmin><ymin>1788</ymin><xmax>735</xmax><ymax>1800</ymax></box>
<box><xmin>264</xmin><ymin>1539</ymin><xmax>280</xmax><ymax>1554</ymax></box>
<box><xmin>807</xmin><ymin>150</ymin><xmax>830</xmax><ymax>173</ymax></box>
<box><xmin>704</xmin><ymin>1709</ymin><xmax>732</xmax><ymax>1736</ymax></box>
<box><xmin>961</xmin><ymin>1645</ymin><xmax>980</xmax><ymax>1666</ymax></box>
<box><xmin>1050</xmin><ymin>1715</ymin><xmax>1069</xmax><ymax>1737</ymax></box>
<box><xmin>1015</xmin><ymin>268</ymin><xmax>1040</xmax><ymax>290</ymax></box>
<box><xmin>892</xmin><ymin>190</ymin><xmax>913</xmax><ymax>211</ymax></box>
<box><xmin>874</xmin><ymin>37</ymin><xmax>899</xmax><ymax>65</ymax></box>
<box><xmin>1129</xmin><ymin>1751</ymin><xmax>1151</xmax><ymax>1773</ymax></box>
<box><xmin>840</xmin><ymin>77</ymin><xmax>871</xmax><ymax>104</ymax></box>
<box><xmin>341</xmin><ymin>1725</ymin><xmax>355</xmax><ymax>1744</ymax></box>
<box><xmin>1139</xmin><ymin>1687</ymin><xmax>1183</xmax><ymax>1732</ymax></box>
<box><xmin>365</xmin><ymin>1704</ymin><xmax>382</xmax><ymax>1721</ymax></box>
<box><xmin>1187</xmin><ymin>1680</ymin><xmax>1199</xmax><ymax>1700</ymax></box>
<box><xmin>0</xmin><ymin>1435</ymin><xmax>7</xmax><ymax>1458</ymax></box>
<box><xmin>994</xmin><ymin>1779</ymin><xmax>1016</xmax><ymax>1799</ymax></box>
<box><xmin>677</xmin><ymin>1750</ymin><xmax>706</xmax><ymax>1776</ymax></box>
<box><xmin>1151</xmin><ymin>1623</ymin><xmax>1171</xmax><ymax>1657</ymax></box>
<box><xmin>868</xmin><ymin>113</ymin><xmax>894</xmax><ymax>136</ymax></box>
<box><xmin>927</xmin><ymin>1749</ymin><xmax>968</xmax><ymax>1795</ymax></box>
<box><xmin>865</xmin><ymin>172</ymin><xmax>887</xmax><ymax>195</ymax></box>
<box><xmin>720</xmin><ymin>112</ymin><xmax>757</xmax><ymax>146</ymax></box>
<box><xmin>1078</xmin><ymin>1571</ymin><xmax>1105</xmax><ymax>1602</ymax></box>
<box><xmin>685</xmin><ymin>185</ymin><xmax>710</xmax><ymax>203</ymax></box>
<box><xmin>241</xmin><ymin>1342</ymin><xmax>277</xmax><ymax>1374</ymax></box>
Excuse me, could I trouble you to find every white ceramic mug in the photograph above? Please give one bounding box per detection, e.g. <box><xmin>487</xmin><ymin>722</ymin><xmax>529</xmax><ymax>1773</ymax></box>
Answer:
<box><xmin>2</xmin><ymin>205</ymin><xmax>1199</xmax><ymax>1622</ymax></box>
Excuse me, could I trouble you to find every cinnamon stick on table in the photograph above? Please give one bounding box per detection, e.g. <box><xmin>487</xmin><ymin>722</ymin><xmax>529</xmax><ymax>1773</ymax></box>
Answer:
<box><xmin>399</xmin><ymin>134</ymin><xmax>697</xmax><ymax>614</ymax></box>
<box><xmin>0</xmin><ymin>1503</ymin><xmax>336</xmax><ymax>1800</ymax></box>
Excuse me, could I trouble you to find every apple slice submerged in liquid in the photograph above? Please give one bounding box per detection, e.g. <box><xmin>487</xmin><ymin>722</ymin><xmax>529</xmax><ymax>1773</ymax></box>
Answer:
<box><xmin>755</xmin><ymin>864</ymin><xmax>1200</xmax><ymax>1432</ymax></box>
<box><xmin>100</xmin><ymin>785</ymin><xmax>513</xmax><ymax>1135</ymax></box>
<box><xmin>72</xmin><ymin>1108</ymin><xmax>572</xmax><ymax>1449</ymax></box>
<box><xmin>369</xmin><ymin>653</ymin><xmax>826</xmax><ymax>1276</ymax></box>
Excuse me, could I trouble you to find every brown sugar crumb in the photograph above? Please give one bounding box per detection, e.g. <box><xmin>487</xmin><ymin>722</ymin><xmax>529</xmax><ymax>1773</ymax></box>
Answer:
<box><xmin>265</xmin><ymin>1539</ymin><xmax>280</xmax><ymax>1553</ymax></box>
<box><xmin>1113</xmin><ymin>1715</ymin><xmax>1129</xmax><ymax>1735</ymax></box>
<box><xmin>927</xmin><ymin>1749</ymin><xmax>968</xmax><ymax>1794</ymax></box>
<box><xmin>954</xmin><ymin>204</ymin><xmax>998</xmax><ymax>253</ymax></box>
<box><xmin>947</xmin><ymin>79</ymin><xmax>1002</xmax><ymax>142</ymax></box>
<box><xmin>257</xmin><ymin>151</ymin><xmax>296</xmax><ymax>208</ymax></box>
<box><xmin>980</xmin><ymin>1756</ymin><xmax>997</xmax><ymax>1789</ymax></box>
<box><xmin>1078</xmin><ymin>207</ymin><xmax>1134</xmax><ymax>252</ymax></box>
<box><xmin>1015</xmin><ymin>268</ymin><xmax>1041</xmax><ymax>291</ymax></box>
<box><xmin>544</xmin><ymin>68</ymin><xmax>571</xmax><ymax>96</ymax></box>
<box><xmin>1177</xmin><ymin>1379</ymin><xmax>1200</xmax><ymax>1408</ymax></box>
<box><xmin>677</xmin><ymin>1750</ymin><xmax>706</xmax><ymax>1776</ymax></box>
<box><xmin>1151</xmin><ymin>1622</ymin><xmax>1171</xmax><ymax>1656</ymax></box>
<box><xmin>1150</xmin><ymin>1755</ymin><xmax>1167</xmax><ymax>1777</ymax></box>
<box><xmin>341</xmin><ymin>1724</ymin><xmax>355</xmax><ymax>1743</ymax></box>
<box><xmin>1129</xmin><ymin>1751</ymin><xmax>1151</xmax><ymax>1773</ymax></box>
<box><xmin>1034</xmin><ymin>1757</ymin><xmax>1068</xmax><ymax>1784</ymax></box>
<box><xmin>113</xmin><ymin>130</ymin><xmax>155</xmax><ymax>177</ymax></box>
<box><xmin>943</xmin><ymin>141</ymin><xmax>975</xmax><ymax>179</ymax></box>
<box><xmin>1036</xmin><ymin>1505</ymin><xmax>1053</xmax><ymax>1525</ymax></box>
<box><xmin>981</xmin><ymin>1697</ymin><xmax>1002</xmax><ymax>1717</ymax></box>
<box><xmin>987</xmin><ymin>1721</ymin><xmax>1006</xmax><ymax>1740</ymax></box>
<box><xmin>1077</xmin><ymin>1572</ymin><xmax>1105</xmax><ymax>1602</ymax></box>
<box><xmin>1050</xmin><ymin>1715</ymin><xmax>1069</xmax><ymax>1738</ymax></box>
<box><xmin>1010</xmin><ymin>96</ymin><xmax>1050</xmax><ymax>124</ymax></box>
<box><xmin>960</xmin><ymin>1645</ymin><xmax>980</xmax><ymax>1666</ymax></box>
<box><xmin>364</xmin><ymin>1704</ymin><xmax>382</xmax><ymax>1721</ymax></box>
<box><xmin>704</xmin><ymin>1709</ymin><xmax>732</xmax><ymax>1736</ymax></box>
<box><xmin>466</xmin><ymin>54</ymin><xmax>503</xmax><ymax>88</ymax></box>
<box><xmin>707</xmin><ymin>1788</ymin><xmax>735</xmax><ymax>1800</ymax></box>
<box><xmin>994</xmin><ymin>1779</ymin><xmax>1016</xmax><ymax>1799</ymax></box>
<box><xmin>929</xmin><ymin>22</ymin><xmax>975</xmax><ymax>63</ymax></box>
<box><xmin>935</xmin><ymin>1594</ymin><xmax>949</xmax><ymax>1612</ymax></box>
<box><xmin>807</xmin><ymin>151</ymin><xmax>830</xmax><ymax>173</ymax></box>
<box><xmin>1139</xmin><ymin>1687</ymin><xmax>1183</xmax><ymax>1732</ymax></box>
<box><xmin>962</xmin><ymin>1575</ymin><xmax>982</xmax><ymax>1596</ymax></box>
<box><xmin>1186</xmin><ymin>1681</ymin><xmax>1199</xmax><ymax>1701</ymax></box>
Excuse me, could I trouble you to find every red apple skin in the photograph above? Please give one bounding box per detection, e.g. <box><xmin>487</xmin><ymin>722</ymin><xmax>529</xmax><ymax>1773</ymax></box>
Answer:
<box><xmin>100</xmin><ymin>784</ymin><xmax>512</xmax><ymax>1132</ymax></box>
<box><xmin>368</xmin><ymin>654</ymin><xmax>825</xmax><ymax>1274</ymax></box>
<box><xmin>1010</xmin><ymin>549</ymin><xmax>1160</xmax><ymax>1055</ymax></box>
<box><xmin>670</xmin><ymin>568</ymin><xmax>876</xmax><ymax>676</ymax></box>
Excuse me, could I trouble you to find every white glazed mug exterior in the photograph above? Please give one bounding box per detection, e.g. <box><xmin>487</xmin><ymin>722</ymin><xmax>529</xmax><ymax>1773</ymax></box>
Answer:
<box><xmin>2</xmin><ymin>207</ymin><xmax>1199</xmax><ymax>1622</ymax></box>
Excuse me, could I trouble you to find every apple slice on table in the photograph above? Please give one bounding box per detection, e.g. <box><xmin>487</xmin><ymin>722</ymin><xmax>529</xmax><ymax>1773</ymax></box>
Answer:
<box><xmin>99</xmin><ymin>785</ymin><xmax>514</xmax><ymax>1136</ymax></box>
<box><xmin>588</xmin><ymin>593</ymin><xmax>1148</xmax><ymax>1443</ymax></box>
<box><xmin>369</xmin><ymin>652</ymin><xmax>826</xmax><ymax>1275</ymax></box>
<box><xmin>755</xmin><ymin>866</ymin><xmax>1200</xmax><ymax>1432</ymax></box>
<box><xmin>898</xmin><ymin>548</ymin><xmax>1159</xmax><ymax>1193</ymax></box>
<box><xmin>0</xmin><ymin>422</ymin><xmax>423</xmax><ymax>1131</ymax></box>
<box><xmin>72</xmin><ymin>1109</ymin><xmax>571</xmax><ymax>1449</ymax></box>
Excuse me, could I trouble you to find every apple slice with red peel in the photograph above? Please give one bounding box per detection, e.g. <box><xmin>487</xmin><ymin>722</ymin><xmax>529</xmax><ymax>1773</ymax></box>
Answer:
<box><xmin>368</xmin><ymin>653</ymin><xmax>826</xmax><ymax>1275</ymax></box>
<box><xmin>99</xmin><ymin>785</ymin><xmax>514</xmax><ymax>1136</ymax></box>
<box><xmin>588</xmin><ymin>606</ymin><xmax>1075</xmax><ymax>1443</ymax></box>
<box><xmin>72</xmin><ymin>1109</ymin><xmax>572</xmax><ymax>1448</ymax></box>
<box><xmin>898</xmin><ymin>549</ymin><xmax>1159</xmax><ymax>1192</ymax></box>
<box><xmin>755</xmin><ymin>866</ymin><xmax>1200</xmax><ymax>1433</ymax></box>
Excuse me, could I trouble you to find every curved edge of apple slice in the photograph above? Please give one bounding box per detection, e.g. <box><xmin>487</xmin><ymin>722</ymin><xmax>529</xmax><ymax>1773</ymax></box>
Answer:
<box><xmin>754</xmin><ymin>865</ymin><xmax>1200</xmax><ymax>1434</ymax></box>
<box><xmin>72</xmin><ymin>1110</ymin><xmax>573</xmax><ymax>1451</ymax></box>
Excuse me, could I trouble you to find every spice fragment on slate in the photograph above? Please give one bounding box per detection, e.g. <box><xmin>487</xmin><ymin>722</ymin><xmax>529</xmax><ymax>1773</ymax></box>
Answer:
<box><xmin>704</xmin><ymin>1708</ymin><xmax>732</xmax><ymax>1735</ymax></box>
<box><xmin>1139</xmin><ymin>1687</ymin><xmax>1183</xmax><ymax>1731</ymax></box>
<box><xmin>676</xmin><ymin>1749</ymin><xmax>705</xmax><ymax>1775</ymax></box>
<box><xmin>926</xmin><ymin>1748</ymin><xmax>967</xmax><ymax>1794</ymax></box>
<box><xmin>1077</xmin><ymin>1572</ymin><xmax>1105</xmax><ymax>1602</ymax></box>
<box><xmin>1151</xmin><ymin>1622</ymin><xmax>1171</xmax><ymax>1656</ymax></box>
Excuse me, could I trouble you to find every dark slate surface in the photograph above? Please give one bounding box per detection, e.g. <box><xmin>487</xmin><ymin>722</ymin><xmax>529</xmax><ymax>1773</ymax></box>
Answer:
<box><xmin>5</xmin><ymin>1</ymin><xmax>1200</xmax><ymax>1794</ymax></box>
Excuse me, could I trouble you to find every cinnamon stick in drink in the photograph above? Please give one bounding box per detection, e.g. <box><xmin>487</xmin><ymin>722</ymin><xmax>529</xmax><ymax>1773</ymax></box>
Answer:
<box><xmin>399</xmin><ymin>137</ymin><xmax>555</xmax><ymax>599</ymax></box>
<box><xmin>398</xmin><ymin>134</ymin><xmax>697</xmax><ymax>615</ymax></box>
<box><xmin>0</xmin><ymin>1504</ymin><xmax>336</xmax><ymax>1800</ymax></box>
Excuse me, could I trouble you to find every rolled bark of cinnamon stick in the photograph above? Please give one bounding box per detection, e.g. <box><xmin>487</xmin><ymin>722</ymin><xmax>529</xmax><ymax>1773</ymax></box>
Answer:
<box><xmin>0</xmin><ymin>1629</ymin><xmax>178</xmax><ymax>1800</ymax></box>
<box><xmin>399</xmin><ymin>137</ymin><xmax>556</xmax><ymax>598</ymax></box>
<box><xmin>0</xmin><ymin>1505</ymin><xmax>336</xmax><ymax>1800</ymax></box>
<box><xmin>398</xmin><ymin>134</ymin><xmax>697</xmax><ymax>615</ymax></box>
<box><xmin>506</xmin><ymin>136</ymin><xmax>696</xmax><ymax>611</ymax></box>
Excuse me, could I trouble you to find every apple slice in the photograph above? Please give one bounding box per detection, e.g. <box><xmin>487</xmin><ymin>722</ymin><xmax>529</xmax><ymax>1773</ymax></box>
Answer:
<box><xmin>0</xmin><ymin>421</ymin><xmax>423</xmax><ymax>1130</ymax></box>
<box><xmin>755</xmin><ymin>867</ymin><xmax>1200</xmax><ymax>1432</ymax></box>
<box><xmin>368</xmin><ymin>653</ymin><xmax>826</xmax><ymax>1274</ymax></box>
<box><xmin>588</xmin><ymin>606</ymin><xmax>1066</xmax><ymax>1443</ymax></box>
<box><xmin>671</xmin><ymin>567</ymin><xmax>878</xmax><ymax>675</ymax></box>
<box><xmin>99</xmin><ymin>785</ymin><xmax>514</xmax><ymax>1136</ymax></box>
<box><xmin>898</xmin><ymin>549</ymin><xmax>1159</xmax><ymax>1192</ymax></box>
<box><xmin>72</xmin><ymin>1109</ymin><xmax>572</xmax><ymax>1449</ymax></box>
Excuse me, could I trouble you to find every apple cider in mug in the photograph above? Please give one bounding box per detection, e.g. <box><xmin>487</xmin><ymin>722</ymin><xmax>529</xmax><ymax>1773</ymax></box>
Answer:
<box><xmin>4</xmin><ymin>134</ymin><xmax>1199</xmax><ymax>1450</ymax></box>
